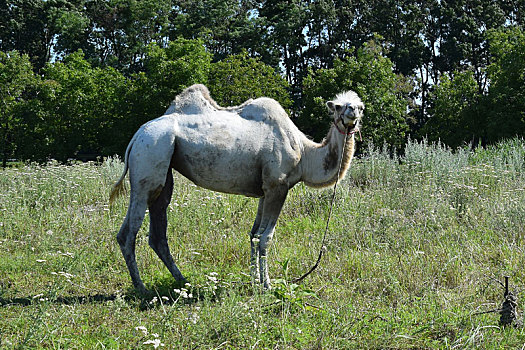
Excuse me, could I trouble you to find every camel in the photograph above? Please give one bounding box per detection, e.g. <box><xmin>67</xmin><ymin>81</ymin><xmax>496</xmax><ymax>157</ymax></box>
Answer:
<box><xmin>110</xmin><ymin>84</ymin><xmax>364</xmax><ymax>293</ymax></box>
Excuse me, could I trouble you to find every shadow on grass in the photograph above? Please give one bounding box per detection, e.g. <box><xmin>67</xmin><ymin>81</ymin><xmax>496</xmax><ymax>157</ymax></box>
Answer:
<box><xmin>0</xmin><ymin>277</ymin><xmax>244</xmax><ymax>309</ymax></box>
<box><xmin>0</xmin><ymin>294</ymin><xmax>118</xmax><ymax>307</ymax></box>
<box><xmin>0</xmin><ymin>279</ymin><xmax>184</xmax><ymax>308</ymax></box>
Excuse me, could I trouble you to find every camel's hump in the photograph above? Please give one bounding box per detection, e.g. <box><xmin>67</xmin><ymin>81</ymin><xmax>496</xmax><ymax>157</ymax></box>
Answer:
<box><xmin>164</xmin><ymin>85</ymin><xmax>219</xmax><ymax>115</ymax></box>
<box><xmin>239</xmin><ymin>97</ymin><xmax>288</xmax><ymax>122</ymax></box>
<box><xmin>165</xmin><ymin>84</ymin><xmax>258</xmax><ymax>115</ymax></box>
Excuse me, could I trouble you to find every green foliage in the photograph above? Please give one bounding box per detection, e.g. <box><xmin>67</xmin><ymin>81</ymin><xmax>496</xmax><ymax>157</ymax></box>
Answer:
<box><xmin>0</xmin><ymin>51</ymin><xmax>37</xmax><ymax>166</ymax></box>
<box><xmin>259</xmin><ymin>0</ymin><xmax>308</xmax><ymax>85</ymax></box>
<box><xmin>0</xmin><ymin>0</ymin><xmax>57</xmax><ymax>70</ymax></box>
<box><xmin>423</xmin><ymin>26</ymin><xmax>525</xmax><ymax>148</ymax></box>
<box><xmin>0</xmin><ymin>39</ymin><xmax>212</xmax><ymax>162</ymax></box>
<box><xmin>52</xmin><ymin>7</ymin><xmax>91</xmax><ymax>58</ymax></box>
<box><xmin>438</xmin><ymin>0</ymin><xmax>508</xmax><ymax>81</ymax></box>
<box><xmin>67</xmin><ymin>0</ymin><xmax>175</xmax><ymax>71</ymax></box>
<box><xmin>208</xmin><ymin>51</ymin><xmax>291</xmax><ymax>109</ymax></box>
<box><xmin>141</xmin><ymin>38</ymin><xmax>211</xmax><ymax>107</ymax></box>
<box><xmin>171</xmin><ymin>0</ymin><xmax>264</xmax><ymax>61</ymax></box>
<box><xmin>112</xmin><ymin>38</ymin><xmax>212</xmax><ymax>155</ymax></box>
<box><xmin>270</xmin><ymin>259</ymin><xmax>318</xmax><ymax>311</ymax></box>
<box><xmin>299</xmin><ymin>41</ymin><xmax>411</xmax><ymax>148</ymax></box>
<box><xmin>422</xmin><ymin>71</ymin><xmax>481</xmax><ymax>147</ymax></box>
<box><xmin>485</xmin><ymin>27</ymin><xmax>525</xmax><ymax>142</ymax></box>
<box><xmin>2</xmin><ymin>2</ymin><xmax>525</xmax><ymax>159</ymax></box>
<box><xmin>120</xmin><ymin>38</ymin><xmax>212</xmax><ymax>134</ymax></box>
<box><xmin>32</xmin><ymin>50</ymin><xmax>130</xmax><ymax>161</ymax></box>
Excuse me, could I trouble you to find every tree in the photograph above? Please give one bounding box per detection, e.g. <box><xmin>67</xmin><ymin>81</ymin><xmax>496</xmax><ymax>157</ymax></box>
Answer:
<box><xmin>422</xmin><ymin>26</ymin><xmax>525</xmax><ymax>148</ymax></box>
<box><xmin>485</xmin><ymin>26</ymin><xmax>525</xmax><ymax>143</ymax></box>
<box><xmin>100</xmin><ymin>38</ymin><xmax>213</xmax><ymax>156</ymax></box>
<box><xmin>52</xmin><ymin>4</ymin><xmax>93</xmax><ymax>61</ymax></box>
<box><xmin>141</xmin><ymin>38</ymin><xmax>211</xmax><ymax>106</ymax></box>
<box><xmin>208</xmin><ymin>50</ymin><xmax>291</xmax><ymax>109</ymax></box>
<box><xmin>0</xmin><ymin>51</ymin><xmax>37</xmax><ymax>166</ymax></box>
<box><xmin>421</xmin><ymin>71</ymin><xmax>481</xmax><ymax>148</ymax></box>
<box><xmin>439</xmin><ymin>0</ymin><xmax>507</xmax><ymax>93</ymax></box>
<box><xmin>11</xmin><ymin>39</ymin><xmax>212</xmax><ymax>162</ymax></box>
<box><xmin>299</xmin><ymin>41</ymin><xmax>411</xmax><ymax>149</ymax></box>
<box><xmin>169</xmin><ymin>0</ymin><xmax>265</xmax><ymax>61</ymax></box>
<box><xmin>0</xmin><ymin>0</ymin><xmax>62</xmax><ymax>71</ymax></box>
<box><xmin>259</xmin><ymin>0</ymin><xmax>308</xmax><ymax>94</ymax></box>
<box><xmin>52</xmin><ymin>0</ymin><xmax>176</xmax><ymax>71</ymax></box>
<box><xmin>33</xmin><ymin>50</ymin><xmax>130</xmax><ymax>161</ymax></box>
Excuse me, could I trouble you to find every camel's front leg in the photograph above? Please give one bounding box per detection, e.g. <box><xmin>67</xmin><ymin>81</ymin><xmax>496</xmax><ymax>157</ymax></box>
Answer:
<box><xmin>255</xmin><ymin>185</ymin><xmax>288</xmax><ymax>289</ymax></box>
<box><xmin>249</xmin><ymin>198</ymin><xmax>264</xmax><ymax>283</ymax></box>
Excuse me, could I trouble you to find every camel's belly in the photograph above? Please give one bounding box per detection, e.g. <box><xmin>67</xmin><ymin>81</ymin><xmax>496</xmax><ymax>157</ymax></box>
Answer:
<box><xmin>172</xmin><ymin>138</ymin><xmax>265</xmax><ymax>197</ymax></box>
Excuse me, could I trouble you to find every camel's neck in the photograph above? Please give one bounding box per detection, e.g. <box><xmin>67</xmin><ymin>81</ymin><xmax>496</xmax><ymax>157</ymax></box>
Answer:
<box><xmin>300</xmin><ymin>126</ymin><xmax>356</xmax><ymax>188</ymax></box>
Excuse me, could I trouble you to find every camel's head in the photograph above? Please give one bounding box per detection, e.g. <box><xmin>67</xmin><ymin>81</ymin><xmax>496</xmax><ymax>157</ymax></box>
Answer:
<box><xmin>326</xmin><ymin>91</ymin><xmax>364</xmax><ymax>134</ymax></box>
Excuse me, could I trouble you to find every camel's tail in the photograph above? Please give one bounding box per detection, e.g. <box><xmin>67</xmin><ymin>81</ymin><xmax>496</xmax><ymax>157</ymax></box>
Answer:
<box><xmin>109</xmin><ymin>132</ymin><xmax>137</xmax><ymax>205</ymax></box>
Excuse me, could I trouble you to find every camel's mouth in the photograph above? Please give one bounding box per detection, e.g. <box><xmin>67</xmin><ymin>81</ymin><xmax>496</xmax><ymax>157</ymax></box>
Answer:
<box><xmin>333</xmin><ymin>116</ymin><xmax>361</xmax><ymax>136</ymax></box>
<box><xmin>344</xmin><ymin>118</ymin><xmax>360</xmax><ymax>131</ymax></box>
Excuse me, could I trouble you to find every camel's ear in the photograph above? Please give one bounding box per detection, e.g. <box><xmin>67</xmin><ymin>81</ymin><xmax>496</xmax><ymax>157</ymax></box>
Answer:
<box><xmin>326</xmin><ymin>101</ymin><xmax>342</xmax><ymax>113</ymax></box>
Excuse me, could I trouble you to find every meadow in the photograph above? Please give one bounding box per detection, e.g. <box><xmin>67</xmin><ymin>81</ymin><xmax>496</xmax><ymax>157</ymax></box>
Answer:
<box><xmin>1</xmin><ymin>138</ymin><xmax>524</xmax><ymax>349</ymax></box>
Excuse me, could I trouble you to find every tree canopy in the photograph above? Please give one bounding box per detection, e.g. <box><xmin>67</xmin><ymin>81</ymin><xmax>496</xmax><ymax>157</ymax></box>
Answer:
<box><xmin>1</xmin><ymin>0</ymin><xmax>524</xmax><ymax>163</ymax></box>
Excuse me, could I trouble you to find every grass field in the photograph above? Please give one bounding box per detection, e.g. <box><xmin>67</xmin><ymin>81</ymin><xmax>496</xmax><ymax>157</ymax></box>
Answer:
<box><xmin>1</xmin><ymin>138</ymin><xmax>525</xmax><ymax>349</ymax></box>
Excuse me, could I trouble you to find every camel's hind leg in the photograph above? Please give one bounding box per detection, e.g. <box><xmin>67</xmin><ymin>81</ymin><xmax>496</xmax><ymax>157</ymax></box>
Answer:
<box><xmin>117</xmin><ymin>194</ymin><xmax>148</xmax><ymax>294</ymax></box>
<box><xmin>148</xmin><ymin>169</ymin><xmax>186</xmax><ymax>282</ymax></box>
<box><xmin>116</xmin><ymin>115</ymin><xmax>178</xmax><ymax>293</ymax></box>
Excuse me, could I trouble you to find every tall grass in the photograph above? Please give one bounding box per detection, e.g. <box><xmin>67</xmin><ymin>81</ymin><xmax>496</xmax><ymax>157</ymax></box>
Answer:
<box><xmin>1</xmin><ymin>138</ymin><xmax>524</xmax><ymax>348</ymax></box>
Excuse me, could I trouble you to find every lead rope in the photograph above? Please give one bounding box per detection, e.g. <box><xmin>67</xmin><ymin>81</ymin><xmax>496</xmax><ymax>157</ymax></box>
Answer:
<box><xmin>293</xmin><ymin>126</ymin><xmax>351</xmax><ymax>284</ymax></box>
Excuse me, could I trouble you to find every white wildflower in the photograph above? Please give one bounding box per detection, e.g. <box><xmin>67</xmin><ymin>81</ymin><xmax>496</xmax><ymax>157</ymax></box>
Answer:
<box><xmin>135</xmin><ymin>325</ymin><xmax>148</xmax><ymax>336</ymax></box>
<box><xmin>174</xmin><ymin>288</ymin><xmax>190</xmax><ymax>299</ymax></box>
<box><xmin>143</xmin><ymin>339</ymin><xmax>164</xmax><ymax>348</ymax></box>
<box><xmin>206</xmin><ymin>275</ymin><xmax>218</xmax><ymax>283</ymax></box>
<box><xmin>187</xmin><ymin>312</ymin><xmax>199</xmax><ymax>324</ymax></box>
<box><xmin>60</xmin><ymin>251</ymin><xmax>74</xmax><ymax>258</ymax></box>
<box><xmin>58</xmin><ymin>272</ymin><xmax>75</xmax><ymax>279</ymax></box>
